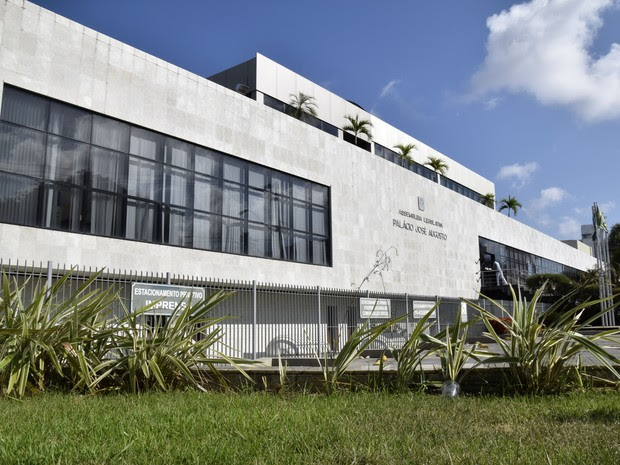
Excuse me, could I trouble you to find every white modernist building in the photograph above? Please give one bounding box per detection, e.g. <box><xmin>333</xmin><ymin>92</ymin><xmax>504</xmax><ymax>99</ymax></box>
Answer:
<box><xmin>0</xmin><ymin>0</ymin><xmax>596</xmax><ymax>305</ymax></box>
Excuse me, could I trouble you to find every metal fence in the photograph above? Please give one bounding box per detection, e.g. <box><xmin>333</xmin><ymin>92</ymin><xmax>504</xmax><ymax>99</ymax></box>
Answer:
<box><xmin>0</xmin><ymin>259</ymin><xmax>528</xmax><ymax>359</ymax></box>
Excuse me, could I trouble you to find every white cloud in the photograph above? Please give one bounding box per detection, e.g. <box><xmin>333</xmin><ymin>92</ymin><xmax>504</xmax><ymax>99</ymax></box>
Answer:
<box><xmin>379</xmin><ymin>79</ymin><xmax>401</xmax><ymax>98</ymax></box>
<box><xmin>598</xmin><ymin>201</ymin><xmax>616</xmax><ymax>213</ymax></box>
<box><xmin>484</xmin><ymin>96</ymin><xmax>501</xmax><ymax>110</ymax></box>
<box><xmin>496</xmin><ymin>162</ymin><xmax>538</xmax><ymax>188</ymax></box>
<box><xmin>533</xmin><ymin>187</ymin><xmax>568</xmax><ymax>210</ymax></box>
<box><xmin>558</xmin><ymin>216</ymin><xmax>582</xmax><ymax>237</ymax></box>
<box><xmin>471</xmin><ymin>0</ymin><xmax>620</xmax><ymax>121</ymax></box>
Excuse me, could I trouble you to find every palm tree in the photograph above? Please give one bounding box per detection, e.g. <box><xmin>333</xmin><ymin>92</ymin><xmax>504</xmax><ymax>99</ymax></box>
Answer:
<box><xmin>480</xmin><ymin>193</ymin><xmax>496</xmax><ymax>209</ymax></box>
<box><xmin>289</xmin><ymin>92</ymin><xmax>318</xmax><ymax>120</ymax></box>
<box><xmin>342</xmin><ymin>114</ymin><xmax>373</xmax><ymax>144</ymax></box>
<box><xmin>498</xmin><ymin>195</ymin><xmax>522</xmax><ymax>217</ymax></box>
<box><xmin>393</xmin><ymin>143</ymin><xmax>417</xmax><ymax>164</ymax></box>
<box><xmin>424</xmin><ymin>156</ymin><xmax>449</xmax><ymax>176</ymax></box>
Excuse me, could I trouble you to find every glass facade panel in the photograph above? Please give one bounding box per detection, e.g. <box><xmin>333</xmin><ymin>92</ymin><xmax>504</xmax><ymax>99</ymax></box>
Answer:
<box><xmin>164</xmin><ymin>166</ymin><xmax>191</xmax><ymax>207</ymax></box>
<box><xmin>89</xmin><ymin>191</ymin><xmax>124</xmax><ymax>237</ymax></box>
<box><xmin>45</xmin><ymin>136</ymin><xmax>89</xmax><ymax>185</ymax></box>
<box><xmin>194</xmin><ymin>174</ymin><xmax>221</xmax><ymax>213</ymax></box>
<box><xmin>43</xmin><ymin>185</ymin><xmax>86</xmax><ymax>232</ymax></box>
<box><xmin>0</xmin><ymin>86</ymin><xmax>48</xmax><ymax>130</ymax></box>
<box><xmin>48</xmin><ymin>101</ymin><xmax>92</xmax><ymax>142</ymax></box>
<box><xmin>0</xmin><ymin>123</ymin><xmax>46</xmax><ymax>178</ymax></box>
<box><xmin>165</xmin><ymin>137</ymin><xmax>192</xmax><ymax>169</ymax></box>
<box><xmin>130</xmin><ymin>127</ymin><xmax>164</xmax><ymax>161</ymax></box>
<box><xmin>0</xmin><ymin>172</ymin><xmax>40</xmax><ymax>226</ymax></box>
<box><xmin>92</xmin><ymin>115</ymin><xmax>129</xmax><ymax>153</ymax></box>
<box><xmin>90</xmin><ymin>147</ymin><xmax>127</xmax><ymax>194</ymax></box>
<box><xmin>194</xmin><ymin>146</ymin><xmax>221</xmax><ymax>177</ymax></box>
<box><xmin>126</xmin><ymin>199</ymin><xmax>159</xmax><ymax>242</ymax></box>
<box><xmin>0</xmin><ymin>85</ymin><xmax>332</xmax><ymax>266</ymax></box>
<box><xmin>193</xmin><ymin>212</ymin><xmax>221</xmax><ymax>251</ymax></box>
<box><xmin>128</xmin><ymin>157</ymin><xmax>162</xmax><ymax>202</ymax></box>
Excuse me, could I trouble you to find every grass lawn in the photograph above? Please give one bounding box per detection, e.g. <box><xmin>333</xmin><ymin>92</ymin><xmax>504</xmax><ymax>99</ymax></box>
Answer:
<box><xmin>0</xmin><ymin>391</ymin><xmax>619</xmax><ymax>464</ymax></box>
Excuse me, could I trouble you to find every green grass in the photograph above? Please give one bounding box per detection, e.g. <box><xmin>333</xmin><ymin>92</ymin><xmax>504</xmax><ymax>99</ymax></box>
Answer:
<box><xmin>1</xmin><ymin>391</ymin><xmax>619</xmax><ymax>464</ymax></box>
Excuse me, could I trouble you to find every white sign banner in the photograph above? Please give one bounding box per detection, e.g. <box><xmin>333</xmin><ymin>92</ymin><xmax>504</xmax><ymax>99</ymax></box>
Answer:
<box><xmin>360</xmin><ymin>298</ymin><xmax>391</xmax><ymax>319</ymax></box>
<box><xmin>412</xmin><ymin>300</ymin><xmax>437</xmax><ymax>319</ymax></box>
<box><xmin>131</xmin><ymin>283</ymin><xmax>206</xmax><ymax>315</ymax></box>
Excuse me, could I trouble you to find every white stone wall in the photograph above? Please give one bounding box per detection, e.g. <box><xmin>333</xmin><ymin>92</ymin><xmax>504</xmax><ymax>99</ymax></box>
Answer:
<box><xmin>0</xmin><ymin>1</ymin><xmax>596</xmax><ymax>299</ymax></box>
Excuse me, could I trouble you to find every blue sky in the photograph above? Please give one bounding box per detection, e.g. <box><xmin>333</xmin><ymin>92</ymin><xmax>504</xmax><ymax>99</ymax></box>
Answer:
<box><xmin>31</xmin><ymin>0</ymin><xmax>620</xmax><ymax>240</ymax></box>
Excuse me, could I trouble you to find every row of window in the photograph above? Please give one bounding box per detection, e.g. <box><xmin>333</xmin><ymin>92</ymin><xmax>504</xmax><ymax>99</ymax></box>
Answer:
<box><xmin>479</xmin><ymin>237</ymin><xmax>577</xmax><ymax>283</ymax></box>
<box><xmin>259</xmin><ymin>92</ymin><xmax>484</xmax><ymax>203</ymax></box>
<box><xmin>0</xmin><ymin>86</ymin><xmax>332</xmax><ymax>265</ymax></box>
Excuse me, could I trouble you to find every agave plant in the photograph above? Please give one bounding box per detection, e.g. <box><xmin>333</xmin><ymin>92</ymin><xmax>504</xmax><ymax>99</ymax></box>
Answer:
<box><xmin>424</xmin><ymin>317</ymin><xmax>488</xmax><ymax>396</ymax></box>
<box><xmin>96</xmin><ymin>290</ymin><xmax>252</xmax><ymax>393</ymax></box>
<box><xmin>317</xmin><ymin>314</ymin><xmax>407</xmax><ymax>394</ymax></box>
<box><xmin>0</xmin><ymin>270</ymin><xmax>118</xmax><ymax>397</ymax></box>
<box><xmin>392</xmin><ymin>303</ymin><xmax>438</xmax><ymax>391</ymax></box>
<box><xmin>465</xmin><ymin>285</ymin><xmax>620</xmax><ymax>394</ymax></box>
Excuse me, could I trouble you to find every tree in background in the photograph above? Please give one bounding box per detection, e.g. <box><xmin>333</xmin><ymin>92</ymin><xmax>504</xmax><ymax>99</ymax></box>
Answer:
<box><xmin>393</xmin><ymin>143</ymin><xmax>417</xmax><ymax>164</ymax></box>
<box><xmin>424</xmin><ymin>156</ymin><xmax>449</xmax><ymax>177</ymax></box>
<box><xmin>480</xmin><ymin>193</ymin><xmax>496</xmax><ymax>209</ymax></box>
<box><xmin>342</xmin><ymin>114</ymin><xmax>373</xmax><ymax>144</ymax></box>
<box><xmin>498</xmin><ymin>195</ymin><xmax>522</xmax><ymax>217</ymax></box>
<box><xmin>289</xmin><ymin>92</ymin><xmax>318</xmax><ymax>120</ymax></box>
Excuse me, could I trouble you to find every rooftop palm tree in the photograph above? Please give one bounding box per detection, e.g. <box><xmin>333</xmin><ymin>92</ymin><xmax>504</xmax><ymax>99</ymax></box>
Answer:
<box><xmin>499</xmin><ymin>195</ymin><xmax>522</xmax><ymax>217</ymax></box>
<box><xmin>393</xmin><ymin>143</ymin><xmax>417</xmax><ymax>164</ymax></box>
<box><xmin>424</xmin><ymin>156</ymin><xmax>449</xmax><ymax>177</ymax></box>
<box><xmin>342</xmin><ymin>114</ymin><xmax>373</xmax><ymax>144</ymax></box>
<box><xmin>289</xmin><ymin>92</ymin><xmax>318</xmax><ymax>120</ymax></box>
<box><xmin>480</xmin><ymin>193</ymin><xmax>496</xmax><ymax>209</ymax></box>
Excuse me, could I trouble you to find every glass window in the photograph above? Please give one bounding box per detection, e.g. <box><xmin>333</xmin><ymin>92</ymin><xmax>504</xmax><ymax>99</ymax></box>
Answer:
<box><xmin>294</xmin><ymin>233</ymin><xmax>310</xmax><ymax>263</ymax></box>
<box><xmin>126</xmin><ymin>199</ymin><xmax>159</xmax><ymax>242</ymax></box>
<box><xmin>271</xmin><ymin>229</ymin><xmax>292</xmax><ymax>260</ymax></box>
<box><xmin>223</xmin><ymin>156</ymin><xmax>246</xmax><ymax>183</ymax></box>
<box><xmin>164</xmin><ymin>207</ymin><xmax>192</xmax><ymax>247</ymax></box>
<box><xmin>248</xmin><ymin>189</ymin><xmax>266</xmax><ymax>223</ymax></box>
<box><xmin>222</xmin><ymin>217</ymin><xmax>245</xmax><ymax>254</ymax></box>
<box><xmin>0</xmin><ymin>123</ymin><xmax>46</xmax><ymax>178</ymax></box>
<box><xmin>292</xmin><ymin>178</ymin><xmax>310</xmax><ymax>201</ymax></box>
<box><xmin>0</xmin><ymin>86</ymin><xmax>48</xmax><ymax>130</ymax></box>
<box><xmin>43</xmin><ymin>184</ymin><xmax>86</xmax><ymax>232</ymax></box>
<box><xmin>45</xmin><ymin>136</ymin><xmax>89</xmax><ymax>186</ymax></box>
<box><xmin>248</xmin><ymin>165</ymin><xmax>267</xmax><ymax>189</ymax></box>
<box><xmin>312</xmin><ymin>184</ymin><xmax>328</xmax><ymax>206</ymax></box>
<box><xmin>90</xmin><ymin>147</ymin><xmax>127</xmax><ymax>194</ymax></box>
<box><xmin>271</xmin><ymin>172</ymin><xmax>290</xmax><ymax>196</ymax></box>
<box><xmin>194</xmin><ymin>174</ymin><xmax>221</xmax><ymax>213</ymax></box>
<box><xmin>165</xmin><ymin>137</ymin><xmax>192</xmax><ymax>169</ymax></box>
<box><xmin>312</xmin><ymin>238</ymin><xmax>328</xmax><ymax>265</ymax></box>
<box><xmin>293</xmin><ymin>201</ymin><xmax>309</xmax><ymax>231</ymax></box>
<box><xmin>0</xmin><ymin>172</ymin><xmax>40</xmax><ymax>226</ymax></box>
<box><xmin>48</xmin><ymin>101</ymin><xmax>91</xmax><ymax>142</ymax></box>
<box><xmin>194</xmin><ymin>146</ymin><xmax>221</xmax><ymax>177</ymax></box>
<box><xmin>312</xmin><ymin>206</ymin><xmax>327</xmax><ymax>235</ymax></box>
<box><xmin>270</xmin><ymin>195</ymin><xmax>291</xmax><ymax>228</ymax></box>
<box><xmin>128</xmin><ymin>156</ymin><xmax>162</xmax><ymax>202</ymax></box>
<box><xmin>193</xmin><ymin>212</ymin><xmax>221</xmax><ymax>251</ymax></box>
<box><xmin>88</xmin><ymin>191</ymin><xmax>124</xmax><ymax>237</ymax></box>
<box><xmin>129</xmin><ymin>127</ymin><xmax>164</xmax><ymax>161</ymax></box>
<box><xmin>222</xmin><ymin>182</ymin><xmax>246</xmax><ymax>218</ymax></box>
<box><xmin>92</xmin><ymin>115</ymin><xmax>129</xmax><ymax>153</ymax></box>
<box><xmin>164</xmin><ymin>166</ymin><xmax>191</xmax><ymax>207</ymax></box>
<box><xmin>248</xmin><ymin>223</ymin><xmax>268</xmax><ymax>258</ymax></box>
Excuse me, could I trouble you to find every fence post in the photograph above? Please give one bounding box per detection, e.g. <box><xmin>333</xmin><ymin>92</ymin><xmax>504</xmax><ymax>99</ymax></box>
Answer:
<box><xmin>317</xmin><ymin>286</ymin><xmax>322</xmax><ymax>357</ymax></box>
<box><xmin>166</xmin><ymin>272</ymin><xmax>171</xmax><ymax>285</ymax></box>
<box><xmin>252</xmin><ymin>280</ymin><xmax>257</xmax><ymax>360</ymax></box>
<box><xmin>46</xmin><ymin>260</ymin><xmax>53</xmax><ymax>290</ymax></box>
<box><xmin>435</xmin><ymin>295</ymin><xmax>441</xmax><ymax>333</ymax></box>
<box><xmin>405</xmin><ymin>293</ymin><xmax>410</xmax><ymax>337</ymax></box>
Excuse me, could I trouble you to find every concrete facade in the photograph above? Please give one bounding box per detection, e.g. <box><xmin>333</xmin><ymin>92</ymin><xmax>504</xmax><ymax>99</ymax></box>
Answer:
<box><xmin>0</xmin><ymin>0</ymin><xmax>596</xmax><ymax>299</ymax></box>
